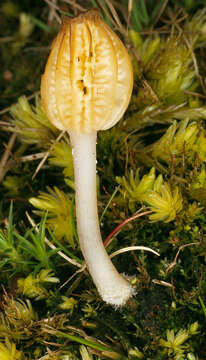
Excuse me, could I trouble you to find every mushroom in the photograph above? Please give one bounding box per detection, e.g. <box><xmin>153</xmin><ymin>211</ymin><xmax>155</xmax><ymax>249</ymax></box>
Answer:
<box><xmin>41</xmin><ymin>9</ymin><xmax>133</xmax><ymax>306</ymax></box>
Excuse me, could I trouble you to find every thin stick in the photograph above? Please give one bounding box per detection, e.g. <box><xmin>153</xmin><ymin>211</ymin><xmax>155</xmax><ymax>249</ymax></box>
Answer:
<box><xmin>129</xmin><ymin>46</ymin><xmax>159</xmax><ymax>103</ymax></box>
<box><xmin>152</xmin><ymin>279</ymin><xmax>173</xmax><ymax>288</ymax></box>
<box><xmin>32</xmin><ymin>130</ymin><xmax>65</xmax><ymax>179</ymax></box>
<box><xmin>17</xmin><ymin>152</ymin><xmax>47</xmax><ymax>163</ymax></box>
<box><xmin>0</xmin><ymin>134</ymin><xmax>16</xmax><ymax>183</ymax></box>
<box><xmin>0</xmin><ymin>91</ymin><xmax>39</xmax><ymax>116</ymax></box>
<box><xmin>184</xmin><ymin>90</ymin><xmax>206</xmax><ymax>99</ymax></box>
<box><xmin>166</xmin><ymin>242</ymin><xmax>197</xmax><ymax>272</ymax></box>
<box><xmin>58</xmin><ymin>266</ymin><xmax>86</xmax><ymax>290</ymax></box>
<box><xmin>127</xmin><ymin>0</ymin><xmax>133</xmax><ymax>33</ymax></box>
<box><xmin>0</xmin><ymin>151</ymin><xmax>46</xmax><ymax>184</ymax></box>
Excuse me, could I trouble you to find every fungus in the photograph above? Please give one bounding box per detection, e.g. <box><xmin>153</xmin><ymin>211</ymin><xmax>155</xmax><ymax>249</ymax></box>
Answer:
<box><xmin>41</xmin><ymin>9</ymin><xmax>133</xmax><ymax>306</ymax></box>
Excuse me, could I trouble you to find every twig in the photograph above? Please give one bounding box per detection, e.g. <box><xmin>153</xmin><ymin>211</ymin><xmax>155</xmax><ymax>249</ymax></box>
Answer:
<box><xmin>32</xmin><ymin>130</ymin><xmax>65</xmax><ymax>179</ymax></box>
<box><xmin>184</xmin><ymin>90</ymin><xmax>206</xmax><ymax>99</ymax></box>
<box><xmin>58</xmin><ymin>266</ymin><xmax>86</xmax><ymax>290</ymax></box>
<box><xmin>0</xmin><ymin>91</ymin><xmax>39</xmax><ymax>115</ymax></box>
<box><xmin>17</xmin><ymin>152</ymin><xmax>47</xmax><ymax>163</ymax></box>
<box><xmin>0</xmin><ymin>134</ymin><xmax>16</xmax><ymax>183</ymax></box>
<box><xmin>0</xmin><ymin>151</ymin><xmax>47</xmax><ymax>184</ymax></box>
<box><xmin>167</xmin><ymin>242</ymin><xmax>197</xmax><ymax>272</ymax></box>
<box><xmin>124</xmin><ymin>127</ymin><xmax>141</xmax><ymax>174</ymax></box>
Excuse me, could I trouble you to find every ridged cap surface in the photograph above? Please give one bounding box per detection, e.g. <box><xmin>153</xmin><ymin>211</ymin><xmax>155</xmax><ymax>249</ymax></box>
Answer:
<box><xmin>41</xmin><ymin>9</ymin><xmax>133</xmax><ymax>133</ymax></box>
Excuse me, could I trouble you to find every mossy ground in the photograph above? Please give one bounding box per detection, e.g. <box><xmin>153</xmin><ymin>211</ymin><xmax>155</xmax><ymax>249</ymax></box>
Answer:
<box><xmin>1</xmin><ymin>0</ymin><xmax>206</xmax><ymax>359</ymax></box>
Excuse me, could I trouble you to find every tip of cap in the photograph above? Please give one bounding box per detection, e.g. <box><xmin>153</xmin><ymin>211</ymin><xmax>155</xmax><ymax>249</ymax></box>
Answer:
<box><xmin>62</xmin><ymin>8</ymin><xmax>101</xmax><ymax>25</ymax></box>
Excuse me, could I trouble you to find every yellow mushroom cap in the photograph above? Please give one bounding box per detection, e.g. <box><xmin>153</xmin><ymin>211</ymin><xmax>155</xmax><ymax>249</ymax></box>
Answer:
<box><xmin>41</xmin><ymin>9</ymin><xmax>133</xmax><ymax>133</ymax></box>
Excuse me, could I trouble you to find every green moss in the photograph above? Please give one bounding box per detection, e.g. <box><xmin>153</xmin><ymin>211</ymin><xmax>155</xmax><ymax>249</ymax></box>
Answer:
<box><xmin>1</xmin><ymin>1</ymin><xmax>206</xmax><ymax>359</ymax></box>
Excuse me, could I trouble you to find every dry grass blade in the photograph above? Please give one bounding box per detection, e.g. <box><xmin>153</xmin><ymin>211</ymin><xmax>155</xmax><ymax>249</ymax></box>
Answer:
<box><xmin>127</xmin><ymin>0</ymin><xmax>133</xmax><ymax>32</ymax></box>
<box><xmin>103</xmin><ymin>0</ymin><xmax>126</xmax><ymax>35</ymax></box>
<box><xmin>96</xmin><ymin>0</ymin><xmax>117</xmax><ymax>28</ymax></box>
<box><xmin>48</xmin><ymin>0</ymin><xmax>58</xmax><ymax>23</ymax></box>
<box><xmin>151</xmin><ymin>0</ymin><xmax>168</xmax><ymax>28</ymax></box>
<box><xmin>32</xmin><ymin>130</ymin><xmax>65</xmax><ymax>179</ymax></box>
<box><xmin>43</xmin><ymin>0</ymin><xmax>61</xmax><ymax>23</ymax></box>
<box><xmin>110</xmin><ymin>246</ymin><xmax>160</xmax><ymax>259</ymax></box>
<box><xmin>152</xmin><ymin>279</ymin><xmax>173</xmax><ymax>288</ymax></box>
<box><xmin>63</xmin><ymin>0</ymin><xmax>86</xmax><ymax>12</ymax></box>
<box><xmin>18</xmin><ymin>152</ymin><xmax>47</xmax><ymax>163</ymax></box>
<box><xmin>58</xmin><ymin>265</ymin><xmax>86</xmax><ymax>290</ymax></box>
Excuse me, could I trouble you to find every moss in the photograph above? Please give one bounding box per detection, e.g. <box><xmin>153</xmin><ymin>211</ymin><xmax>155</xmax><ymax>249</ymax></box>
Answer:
<box><xmin>1</xmin><ymin>1</ymin><xmax>206</xmax><ymax>359</ymax></box>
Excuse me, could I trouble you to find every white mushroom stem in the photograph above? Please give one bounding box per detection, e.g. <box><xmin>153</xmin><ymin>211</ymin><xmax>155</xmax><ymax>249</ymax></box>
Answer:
<box><xmin>69</xmin><ymin>130</ymin><xmax>133</xmax><ymax>306</ymax></box>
